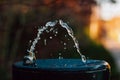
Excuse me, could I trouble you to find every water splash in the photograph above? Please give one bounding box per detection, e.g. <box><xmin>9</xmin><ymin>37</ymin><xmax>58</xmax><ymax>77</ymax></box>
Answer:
<box><xmin>58</xmin><ymin>53</ymin><xmax>63</xmax><ymax>59</ymax></box>
<box><xmin>23</xmin><ymin>20</ymin><xmax>86</xmax><ymax>65</ymax></box>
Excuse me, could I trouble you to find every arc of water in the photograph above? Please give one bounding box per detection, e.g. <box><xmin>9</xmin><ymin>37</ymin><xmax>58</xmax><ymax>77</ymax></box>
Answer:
<box><xmin>27</xmin><ymin>21</ymin><xmax>58</xmax><ymax>59</ymax></box>
<box><xmin>24</xmin><ymin>20</ymin><xmax>86</xmax><ymax>65</ymax></box>
<box><xmin>28</xmin><ymin>27</ymin><xmax>45</xmax><ymax>56</ymax></box>
<box><xmin>59</xmin><ymin>20</ymin><xmax>86</xmax><ymax>63</ymax></box>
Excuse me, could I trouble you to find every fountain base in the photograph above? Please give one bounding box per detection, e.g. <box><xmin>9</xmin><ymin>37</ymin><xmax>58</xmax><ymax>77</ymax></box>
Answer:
<box><xmin>12</xmin><ymin>59</ymin><xmax>110</xmax><ymax>80</ymax></box>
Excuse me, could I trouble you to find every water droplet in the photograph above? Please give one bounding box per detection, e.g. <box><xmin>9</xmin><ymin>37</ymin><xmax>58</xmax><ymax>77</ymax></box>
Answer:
<box><xmin>58</xmin><ymin>53</ymin><xmax>63</xmax><ymax>59</ymax></box>
<box><xmin>55</xmin><ymin>31</ymin><xmax>58</xmax><ymax>34</ymax></box>
<box><xmin>73</xmin><ymin>45</ymin><xmax>76</xmax><ymax>48</ymax></box>
<box><xmin>59</xmin><ymin>57</ymin><xmax>63</xmax><ymax>59</ymax></box>
<box><xmin>49</xmin><ymin>36</ymin><xmax>53</xmax><ymax>39</ymax></box>
<box><xmin>44</xmin><ymin>39</ymin><xmax>47</xmax><ymax>45</ymax></box>
<box><xmin>64</xmin><ymin>43</ymin><xmax>67</xmax><ymax>45</ymax></box>
<box><xmin>64</xmin><ymin>47</ymin><xmax>67</xmax><ymax>50</ymax></box>
<box><xmin>60</xmin><ymin>41</ymin><xmax>63</xmax><ymax>43</ymax></box>
<box><xmin>53</xmin><ymin>29</ymin><xmax>58</xmax><ymax>34</ymax></box>
<box><xmin>50</xmin><ymin>28</ymin><xmax>54</xmax><ymax>31</ymax></box>
<box><xmin>59</xmin><ymin>53</ymin><xmax>61</xmax><ymax>55</ymax></box>
<box><xmin>28</xmin><ymin>40</ymin><xmax>32</xmax><ymax>47</ymax></box>
<box><xmin>54</xmin><ymin>34</ymin><xmax>57</xmax><ymax>36</ymax></box>
<box><xmin>35</xmin><ymin>51</ymin><xmax>38</xmax><ymax>53</ymax></box>
<box><xmin>93</xmin><ymin>74</ymin><xmax>96</xmax><ymax>79</ymax></box>
<box><xmin>68</xmin><ymin>38</ymin><xmax>70</xmax><ymax>40</ymax></box>
<box><xmin>65</xmin><ymin>35</ymin><xmax>67</xmax><ymax>37</ymax></box>
<box><xmin>42</xmin><ymin>26</ymin><xmax>46</xmax><ymax>30</ymax></box>
<box><xmin>27</xmin><ymin>50</ymin><xmax>30</xmax><ymax>53</ymax></box>
<box><xmin>64</xmin><ymin>64</ymin><xmax>67</xmax><ymax>67</ymax></box>
<box><xmin>29</xmin><ymin>40</ymin><xmax>32</xmax><ymax>43</ymax></box>
<box><xmin>81</xmin><ymin>55</ymin><xmax>87</xmax><ymax>63</ymax></box>
<box><xmin>46</xmin><ymin>30</ymin><xmax>49</xmax><ymax>33</ymax></box>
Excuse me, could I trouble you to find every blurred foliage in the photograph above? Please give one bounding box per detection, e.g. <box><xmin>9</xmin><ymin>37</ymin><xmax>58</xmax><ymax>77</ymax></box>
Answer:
<box><xmin>110</xmin><ymin>0</ymin><xmax>116</xmax><ymax>3</ymax></box>
<box><xmin>81</xmin><ymin>41</ymin><xmax>118</xmax><ymax>76</ymax></box>
<box><xmin>0</xmin><ymin>0</ymin><xmax>119</xmax><ymax>80</ymax></box>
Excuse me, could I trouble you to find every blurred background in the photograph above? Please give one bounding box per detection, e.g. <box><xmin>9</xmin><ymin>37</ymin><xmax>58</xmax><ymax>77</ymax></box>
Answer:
<box><xmin>0</xmin><ymin>0</ymin><xmax>120</xmax><ymax>80</ymax></box>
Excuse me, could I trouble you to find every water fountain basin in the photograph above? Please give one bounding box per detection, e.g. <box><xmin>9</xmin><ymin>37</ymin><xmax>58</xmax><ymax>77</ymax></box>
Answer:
<box><xmin>12</xmin><ymin>59</ymin><xmax>110</xmax><ymax>80</ymax></box>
